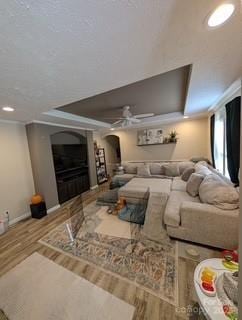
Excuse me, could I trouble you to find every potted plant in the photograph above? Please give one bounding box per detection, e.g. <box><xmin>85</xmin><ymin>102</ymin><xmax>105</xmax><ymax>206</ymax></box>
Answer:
<box><xmin>168</xmin><ymin>130</ymin><xmax>178</xmax><ymax>143</ymax></box>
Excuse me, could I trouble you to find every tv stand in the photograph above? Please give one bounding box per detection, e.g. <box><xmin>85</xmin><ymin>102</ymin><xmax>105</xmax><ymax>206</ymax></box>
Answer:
<box><xmin>55</xmin><ymin>166</ymin><xmax>89</xmax><ymax>204</ymax></box>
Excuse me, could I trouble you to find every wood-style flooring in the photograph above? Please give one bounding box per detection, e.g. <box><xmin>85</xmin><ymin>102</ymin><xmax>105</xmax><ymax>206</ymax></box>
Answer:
<box><xmin>0</xmin><ymin>184</ymin><xmax>220</xmax><ymax>320</ymax></box>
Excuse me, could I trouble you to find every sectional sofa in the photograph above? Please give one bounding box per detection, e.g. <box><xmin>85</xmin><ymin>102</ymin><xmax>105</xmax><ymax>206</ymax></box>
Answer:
<box><xmin>112</xmin><ymin>160</ymin><xmax>239</xmax><ymax>249</ymax></box>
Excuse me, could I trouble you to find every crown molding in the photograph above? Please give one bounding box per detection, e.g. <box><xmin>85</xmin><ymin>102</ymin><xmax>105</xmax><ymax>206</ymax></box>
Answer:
<box><xmin>43</xmin><ymin>110</ymin><xmax>111</xmax><ymax>128</ymax></box>
<box><xmin>28</xmin><ymin>120</ymin><xmax>95</xmax><ymax>131</ymax></box>
<box><xmin>208</xmin><ymin>78</ymin><xmax>241</xmax><ymax>113</ymax></box>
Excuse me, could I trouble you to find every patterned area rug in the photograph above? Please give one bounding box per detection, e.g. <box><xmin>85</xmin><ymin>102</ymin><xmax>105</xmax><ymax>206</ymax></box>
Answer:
<box><xmin>39</xmin><ymin>202</ymin><xmax>178</xmax><ymax>305</ymax></box>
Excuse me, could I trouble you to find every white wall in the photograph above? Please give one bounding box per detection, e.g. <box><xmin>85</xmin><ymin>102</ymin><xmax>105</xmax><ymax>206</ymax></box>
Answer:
<box><xmin>96</xmin><ymin>117</ymin><xmax>209</xmax><ymax>162</ymax></box>
<box><xmin>0</xmin><ymin>121</ymin><xmax>35</xmax><ymax>224</ymax></box>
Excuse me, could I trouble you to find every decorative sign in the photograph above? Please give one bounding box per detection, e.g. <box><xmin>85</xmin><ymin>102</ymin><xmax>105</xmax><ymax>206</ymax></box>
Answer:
<box><xmin>137</xmin><ymin>128</ymin><xmax>164</xmax><ymax>146</ymax></box>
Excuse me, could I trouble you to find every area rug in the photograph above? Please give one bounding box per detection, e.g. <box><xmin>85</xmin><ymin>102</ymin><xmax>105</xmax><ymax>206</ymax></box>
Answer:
<box><xmin>94</xmin><ymin>206</ymin><xmax>133</xmax><ymax>239</ymax></box>
<box><xmin>0</xmin><ymin>253</ymin><xmax>135</xmax><ymax>320</ymax></box>
<box><xmin>39</xmin><ymin>201</ymin><xmax>178</xmax><ymax>305</ymax></box>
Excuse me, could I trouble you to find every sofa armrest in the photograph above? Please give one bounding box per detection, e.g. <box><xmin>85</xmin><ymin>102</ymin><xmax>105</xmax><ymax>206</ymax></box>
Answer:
<box><xmin>180</xmin><ymin>201</ymin><xmax>239</xmax><ymax>233</ymax></box>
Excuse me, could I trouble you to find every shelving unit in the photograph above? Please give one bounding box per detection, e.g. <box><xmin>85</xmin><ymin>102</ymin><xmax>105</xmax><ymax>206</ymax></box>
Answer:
<box><xmin>137</xmin><ymin>142</ymin><xmax>177</xmax><ymax>146</ymax></box>
<box><xmin>95</xmin><ymin>148</ymin><xmax>108</xmax><ymax>184</ymax></box>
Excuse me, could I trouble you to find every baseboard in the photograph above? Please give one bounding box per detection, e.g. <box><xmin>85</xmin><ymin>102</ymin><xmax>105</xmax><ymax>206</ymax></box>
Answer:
<box><xmin>90</xmin><ymin>185</ymin><xmax>98</xmax><ymax>190</ymax></box>
<box><xmin>47</xmin><ymin>204</ymin><xmax>61</xmax><ymax>214</ymax></box>
<box><xmin>8</xmin><ymin>204</ymin><xmax>61</xmax><ymax>226</ymax></box>
<box><xmin>9</xmin><ymin>212</ymin><xmax>31</xmax><ymax>226</ymax></box>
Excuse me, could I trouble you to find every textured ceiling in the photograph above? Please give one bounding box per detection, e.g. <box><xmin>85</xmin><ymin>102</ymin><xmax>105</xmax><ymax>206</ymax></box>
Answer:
<box><xmin>59</xmin><ymin>65</ymin><xmax>190</xmax><ymax>123</ymax></box>
<box><xmin>0</xmin><ymin>0</ymin><xmax>241</xmax><ymax>124</ymax></box>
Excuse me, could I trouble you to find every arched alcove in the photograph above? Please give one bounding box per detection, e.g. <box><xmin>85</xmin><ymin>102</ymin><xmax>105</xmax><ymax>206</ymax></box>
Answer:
<box><xmin>103</xmin><ymin>134</ymin><xmax>121</xmax><ymax>176</ymax></box>
<box><xmin>51</xmin><ymin>131</ymin><xmax>90</xmax><ymax>203</ymax></box>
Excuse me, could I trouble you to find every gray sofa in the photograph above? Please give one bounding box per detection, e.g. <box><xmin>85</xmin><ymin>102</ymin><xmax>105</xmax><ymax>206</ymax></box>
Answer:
<box><xmin>113</xmin><ymin>160</ymin><xmax>239</xmax><ymax>249</ymax></box>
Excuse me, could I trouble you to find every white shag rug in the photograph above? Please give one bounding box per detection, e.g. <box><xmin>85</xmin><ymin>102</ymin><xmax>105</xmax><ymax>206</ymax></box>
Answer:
<box><xmin>0</xmin><ymin>253</ymin><xmax>135</xmax><ymax>320</ymax></box>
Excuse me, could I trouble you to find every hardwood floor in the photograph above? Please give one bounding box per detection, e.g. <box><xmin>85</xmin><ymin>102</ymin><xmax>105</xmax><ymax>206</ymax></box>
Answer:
<box><xmin>0</xmin><ymin>184</ymin><xmax>220</xmax><ymax>320</ymax></box>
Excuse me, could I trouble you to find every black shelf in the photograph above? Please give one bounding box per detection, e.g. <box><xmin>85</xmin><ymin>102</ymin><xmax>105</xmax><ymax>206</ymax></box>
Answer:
<box><xmin>137</xmin><ymin>142</ymin><xmax>177</xmax><ymax>146</ymax></box>
<box><xmin>95</xmin><ymin>147</ymin><xmax>108</xmax><ymax>184</ymax></box>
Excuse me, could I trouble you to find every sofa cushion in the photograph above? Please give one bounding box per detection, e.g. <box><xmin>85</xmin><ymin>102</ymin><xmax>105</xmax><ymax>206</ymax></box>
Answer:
<box><xmin>186</xmin><ymin>173</ymin><xmax>204</xmax><ymax>197</ymax></box>
<box><xmin>137</xmin><ymin>164</ymin><xmax>151</xmax><ymax>177</ymax></box>
<box><xmin>178</xmin><ymin>161</ymin><xmax>194</xmax><ymax>175</ymax></box>
<box><xmin>149</xmin><ymin>163</ymin><xmax>162</xmax><ymax>175</ymax></box>
<box><xmin>112</xmin><ymin>174</ymin><xmax>135</xmax><ymax>183</ymax></box>
<box><xmin>172</xmin><ymin>177</ymin><xmax>187</xmax><ymax>191</ymax></box>
<box><xmin>119</xmin><ymin>177</ymin><xmax>172</xmax><ymax>200</ymax></box>
<box><xmin>195</xmin><ymin>164</ymin><xmax>211</xmax><ymax>176</ymax></box>
<box><xmin>162</xmin><ymin>163</ymin><xmax>180</xmax><ymax>177</ymax></box>
<box><xmin>164</xmin><ymin>190</ymin><xmax>200</xmax><ymax>227</ymax></box>
<box><xmin>181</xmin><ymin>167</ymin><xmax>195</xmax><ymax>181</ymax></box>
<box><xmin>199</xmin><ymin>174</ymin><xmax>239</xmax><ymax>210</ymax></box>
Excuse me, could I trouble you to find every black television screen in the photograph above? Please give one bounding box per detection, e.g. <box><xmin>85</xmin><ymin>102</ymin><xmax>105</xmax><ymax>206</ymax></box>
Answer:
<box><xmin>52</xmin><ymin>144</ymin><xmax>88</xmax><ymax>172</ymax></box>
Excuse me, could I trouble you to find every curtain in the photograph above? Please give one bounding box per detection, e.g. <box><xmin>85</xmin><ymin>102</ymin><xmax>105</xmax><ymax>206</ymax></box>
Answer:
<box><xmin>225</xmin><ymin>96</ymin><xmax>241</xmax><ymax>184</ymax></box>
<box><xmin>210</xmin><ymin>114</ymin><xmax>215</xmax><ymax>167</ymax></box>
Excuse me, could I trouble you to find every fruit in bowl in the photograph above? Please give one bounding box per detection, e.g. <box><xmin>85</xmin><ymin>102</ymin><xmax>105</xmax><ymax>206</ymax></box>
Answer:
<box><xmin>199</xmin><ymin>267</ymin><xmax>217</xmax><ymax>297</ymax></box>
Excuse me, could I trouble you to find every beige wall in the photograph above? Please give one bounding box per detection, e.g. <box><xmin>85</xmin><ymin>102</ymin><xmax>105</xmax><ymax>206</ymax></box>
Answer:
<box><xmin>0</xmin><ymin>121</ymin><xmax>35</xmax><ymax>223</ymax></box>
<box><xmin>26</xmin><ymin>123</ymin><xmax>97</xmax><ymax>209</ymax></box>
<box><xmin>96</xmin><ymin>117</ymin><xmax>209</xmax><ymax>162</ymax></box>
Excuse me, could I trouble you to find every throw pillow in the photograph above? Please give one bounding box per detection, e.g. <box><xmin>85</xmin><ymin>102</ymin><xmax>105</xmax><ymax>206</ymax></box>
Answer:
<box><xmin>137</xmin><ymin>164</ymin><xmax>151</xmax><ymax>176</ymax></box>
<box><xmin>186</xmin><ymin>173</ymin><xmax>204</xmax><ymax>197</ymax></box>
<box><xmin>123</xmin><ymin>163</ymin><xmax>137</xmax><ymax>174</ymax></box>
<box><xmin>178</xmin><ymin>161</ymin><xmax>195</xmax><ymax>175</ymax></box>
<box><xmin>149</xmin><ymin>163</ymin><xmax>162</xmax><ymax>175</ymax></box>
<box><xmin>162</xmin><ymin>163</ymin><xmax>180</xmax><ymax>177</ymax></box>
<box><xmin>199</xmin><ymin>174</ymin><xmax>239</xmax><ymax>210</ymax></box>
<box><xmin>181</xmin><ymin>167</ymin><xmax>195</xmax><ymax>181</ymax></box>
<box><xmin>190</xmin><ymin>157</ymin><xmax>211</xmax><ymax>164</ymax></box>
<box><xmin>195</xmin><ymin>164</ymin><xmax>211</xmax><ymax>176</ymax></box>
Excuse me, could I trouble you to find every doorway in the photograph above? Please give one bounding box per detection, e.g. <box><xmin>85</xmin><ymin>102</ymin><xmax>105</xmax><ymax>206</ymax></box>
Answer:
<box><xmin>103</xmin><ymin>134</ymin><xmax>121</xmax><ymax>176</ymax></box>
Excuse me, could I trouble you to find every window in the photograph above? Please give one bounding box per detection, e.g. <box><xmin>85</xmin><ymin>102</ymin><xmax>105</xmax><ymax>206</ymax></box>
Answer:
<box><xmin>214</xmin><ymin>107</ymin><xmax>229</xmax><ymax>178</ymax></box>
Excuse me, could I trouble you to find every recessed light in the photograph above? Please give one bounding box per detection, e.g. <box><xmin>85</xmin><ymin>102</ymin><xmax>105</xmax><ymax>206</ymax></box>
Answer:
<box><xmin>110</xmin><ymin>128</ymin><xmax>115</xmax><ymax>131</ymax></box>
<box><xmin>183</xmin><ymin>116</ymin><xmax>189</xmax><ymax>119</ymax></box>
<box><xmin>208</xmin><ymin>3</ymin><xmax>235</xmax><ymax>27</ymax></box>
<box><xmin>2</xmin><ymin>106</ymin><xmax>15</xmax><ymax>112</ymax></box>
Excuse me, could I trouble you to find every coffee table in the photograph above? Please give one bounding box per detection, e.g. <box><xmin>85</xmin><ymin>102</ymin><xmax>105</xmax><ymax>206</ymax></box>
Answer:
<box><xmin>194</xmin><ymin>258</ymin><xmax>235</xmax><ymax>320</ymax></box>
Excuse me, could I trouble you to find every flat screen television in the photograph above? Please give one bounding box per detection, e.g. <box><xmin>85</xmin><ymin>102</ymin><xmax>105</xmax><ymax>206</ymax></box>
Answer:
<box><xmin>52</xmin><ymin>144</ymin><xmax>88</xmax><ymax>172</ymax></box>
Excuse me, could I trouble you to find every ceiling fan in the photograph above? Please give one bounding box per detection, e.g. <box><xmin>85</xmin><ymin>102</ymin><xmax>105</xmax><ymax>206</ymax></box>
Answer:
<box><xmin>108</xmin><ymin>106</ymin><xmax>154</xmax><ymax>127</ymax></box>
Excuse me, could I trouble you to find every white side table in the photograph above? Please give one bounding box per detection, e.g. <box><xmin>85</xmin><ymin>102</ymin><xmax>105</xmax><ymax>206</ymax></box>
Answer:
<box><xmin>194</xmin><ymin>258</ymin><xmax>235</xmax><ymax>320</ymax></box>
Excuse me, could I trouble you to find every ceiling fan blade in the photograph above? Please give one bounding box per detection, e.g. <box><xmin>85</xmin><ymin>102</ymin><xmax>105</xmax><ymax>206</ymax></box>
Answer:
<box><xmin>102</xmin><ymin>117</ymin><xmax>125</xmax><ymax>120</ymax></box>
<box><xmin>133</xmin><ymin>113</ymin><xmax>154</xmax><ymax>119</ymax></box>
<box><xmin>130</xmin><ymin>118</ymin><xmax>141</xmax><ymax>123</ymax></box>
<box><xmin>112</xmin><ymin>120</ymin><xmax>123</xmax><ymax>125</ymax></box>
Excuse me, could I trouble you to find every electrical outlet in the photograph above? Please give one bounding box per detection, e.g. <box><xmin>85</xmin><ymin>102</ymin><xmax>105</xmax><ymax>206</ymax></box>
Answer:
<box><xmin>5</xmin><ymin>211</ymin><xmax>9</xmax><ymax>222</ymax></box>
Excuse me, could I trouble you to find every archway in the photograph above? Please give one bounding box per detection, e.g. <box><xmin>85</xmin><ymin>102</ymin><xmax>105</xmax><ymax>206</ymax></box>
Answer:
<box><xmin>103</xmin><ymin>134</ymin><xmax>121</xmax><ymax>176</ymax></box>
<box><xmin>50</xmin><ymin>131</ymin><xmax>90</xmax><ymax>203</ymax></box>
